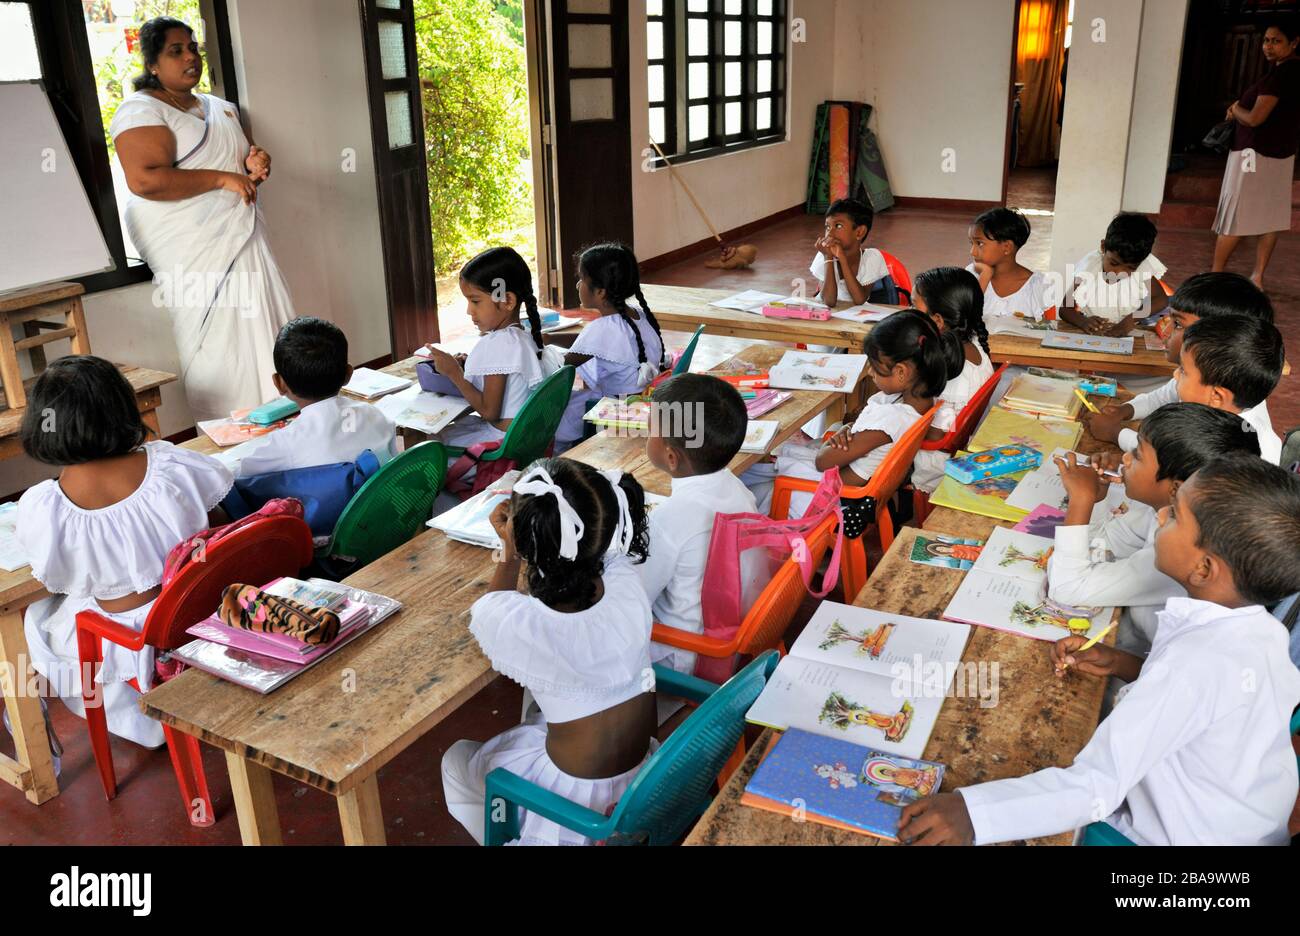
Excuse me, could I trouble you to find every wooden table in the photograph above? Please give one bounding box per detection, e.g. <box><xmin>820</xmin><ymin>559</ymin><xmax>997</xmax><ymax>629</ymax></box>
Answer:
<box><xmin>988</xmin><ymin>331</ymin><xmax>1174</xmax><ymax>377</ymax></box>
<box><xmin>0</xmin><ymin>565</ymin><xmax>60</xmax><ymax>805</ymax></box>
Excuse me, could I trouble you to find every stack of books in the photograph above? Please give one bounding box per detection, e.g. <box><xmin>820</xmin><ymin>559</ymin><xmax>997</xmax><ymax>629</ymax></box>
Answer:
<box><xmin>342</xmin><ymin>367</ymin><xmax>412</xmax><ymax>400</ymax></box>
<box><xmin>999</xmin><ymin>372</ymin><xmax>1083</xmax><ymax>420</ymax></box>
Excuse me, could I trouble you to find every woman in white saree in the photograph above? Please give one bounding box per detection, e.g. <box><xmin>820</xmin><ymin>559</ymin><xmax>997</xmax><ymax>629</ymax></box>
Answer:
<box><xmin>111</xmin><ymin>17</ymin><xmax>294</xmax><ymax>420</ymax></box>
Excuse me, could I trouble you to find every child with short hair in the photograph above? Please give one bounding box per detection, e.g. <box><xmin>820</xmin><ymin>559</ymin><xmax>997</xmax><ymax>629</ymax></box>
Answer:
<box><xmin>810</xmin><ymin>197</ymin><xmax>890</xmax><ymax>307</ymax></box>
<box><xmin>637</xmin><ymin>374</ymin><xmax>769</xmax><ymax>677</ymax></box>
<box><xmin>233</xmin><ymin>317</ymin><xmax>396</xmax><ymax>477</ymax></box>
<box><xmin>17</xmin><ymin>356</ymin><xmax>234</xmax><ymax>751</ymax></box>
<box><xmin>1088</xmin><ymin>272</ymin><xmax>1274</xmax><ymax>450</ymax></box>
<box><xmin>557</xmin><ymin>243</ymin><xmax>667</xmax><ymax>446</ymax></box>
<box><xmin>899</xmin><ymin>452</ymin><xmax>1300</xmax><ymax>846</ymax></box>
<box><xmin>966</xmin><ymin>207</ymin><xmax>1053</xmax><ymax>327</ymax></box>
<box><xmin>441</xmin><ymin>457</ymin><xmax>658</xmax><ymax>846</ymax></box>
<box><xmin>1061</xmin><ymin>212</ymin><xmax>1167</xmax><ymax>336</ymax></box>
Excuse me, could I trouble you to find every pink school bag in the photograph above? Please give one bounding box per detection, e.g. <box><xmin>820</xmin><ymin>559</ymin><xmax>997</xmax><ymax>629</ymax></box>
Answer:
<box><xmin>692</xmin><ymin>468</ymin><xmax>844</xmax><ymax>683</ymax></box>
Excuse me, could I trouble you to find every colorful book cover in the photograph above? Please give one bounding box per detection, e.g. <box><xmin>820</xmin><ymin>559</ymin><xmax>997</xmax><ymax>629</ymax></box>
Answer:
<box><xmin>742</xmin><ymin>728</ymin><xmax>946</xmax><ymax>841</ymax></box>
<box><xmin>582</xmin><ymin>397</ymin><xmax>651</xmax><ymax>430</ymax></box>
<box><xmin>1012</xmin><ymin>504</ymin><xmax>1067</xmax><ymax>537</ymax></box>
<box><xmin>909</xmin><ymin>534</ymin><xmax>983</xmax><ymax>571</ymax></box>
<box><xmin>928</xmin><ymin>462</ymin><xmax>1031</xmax><ymax>523</ymax></box>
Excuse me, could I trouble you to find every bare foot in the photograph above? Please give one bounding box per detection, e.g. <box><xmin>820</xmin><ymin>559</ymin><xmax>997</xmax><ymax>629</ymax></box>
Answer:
<box><xmin>1250</xmin><ymin>273</ymin><xmax>1265</xmax><ymax>291</ymax></box>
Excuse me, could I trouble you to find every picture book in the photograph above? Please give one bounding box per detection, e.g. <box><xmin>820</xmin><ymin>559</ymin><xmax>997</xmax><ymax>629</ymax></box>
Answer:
<box><xmin>197</xmin><ymin>409</ymin><xmax>290</xmax><ymax>447</ymax></box>
<box><xmin>709</xmin><ymin>290</ymin><xmax>786</xmax><ymax>313</ymax></box>
<box><xmin>186</xmin><ymin>598</ymin><xmax>371</xmax><ymax>665</ymax></box>
<box><xmin>745</xmin><ymin>601</ymin><xmax>970</xmax><ymax>759</ymax></box>
<box><xmin>829</xmin><ymin>302</ymin><xmax>898</xmax><ymax>323</ymax></box>
<box><xmin>582</xmin><ymin>396</ymin><xmax>651</xmax><ymax>431</ymax></box>
<box><xmin>375</xmin><ymin>385</ymin><xmax>471</xmax><ymax>436</ymax></box>
<box><xmin>745</xmin><ymin>389</ymin><xmax>792</xmax><ymax>419</ymax></box>
<box><xmin>985</xmin><ymin>315</ymin><xmax>1056</xmax><ymax>337</ymax></box>
<box><xmin>1012</xmin><ymin>504</ymin><xmax>1067</xmax><ymax>536</ymax></box>
<box><xmin>1006</xmin><ymin>450</ymin><xmax>1128</xmax><ymax>515</ymax></box>
<box><xmin>0</xmin><ymin>502</ymin><xmax>28</xmax><ymax>572</ymax></box>
<box><xmin>975</xmin><ymin>405</ymin><xmax>1084</xmax><ymax>453</ymax></box>
<box><xmin>941</xmin><ymin>527</ymin><xmax>1113</xmax><ymax>642</ymax></box>
<box><xmin>342</xmin><ymin>367</ymin><xmax>412</xmax><ymax>400</ymax></box>
<box><xmin>999</xmin><ymin>372</ymin><xmax>1084</xmax><ymax>420</ymax></box>
<box><xmin>768</xmin><ymin>351</ymin><xmax>868</xmax><ymax>394</ymax></box>
<box><xmin>739</xmin><ymin>420</ymin><xmax>780</xmax><ymax>455</ymax></box>
<box><xmin>928</xmin><ymin>461</ymin><xmax>1030</xmax><ymax>523</ymax></box>
<box><xmin>909</xmin><ymin>534</ymin><xmax>983</xmax><ymax>571</ymax></box>
<box><xmin>741</xmin><ymin>728</ymin><xmax>947</xmax><ymax>841</ymax></box>
<box><xmin>1040</xmin><ymin>332</ymin><xmax>1135</xmax><ymax>355</ymax></box>
<box><xmin>427</xmin><ymin>488</ymin><xmax>510</xmax><ymax>549</ymax></box>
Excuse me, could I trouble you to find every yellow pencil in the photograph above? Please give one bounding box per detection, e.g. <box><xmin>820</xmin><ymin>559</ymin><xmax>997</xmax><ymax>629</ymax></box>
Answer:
<box><xmin>1075</xmin><ymin>620</ymin><xmax>1116</xmax><ymax>653</ymax></box>
<box><xmin>1073</xmin><ymin>387</ymin><xmax>1100</xmax><ymax>414</ymax></box>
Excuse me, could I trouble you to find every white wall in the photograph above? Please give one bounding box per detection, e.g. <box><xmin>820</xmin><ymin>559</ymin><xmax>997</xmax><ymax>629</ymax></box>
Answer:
<box><xmin>1121</xmin><ymin>0</ymin><xmax>1189</xmax><ymax>214</ymax></box>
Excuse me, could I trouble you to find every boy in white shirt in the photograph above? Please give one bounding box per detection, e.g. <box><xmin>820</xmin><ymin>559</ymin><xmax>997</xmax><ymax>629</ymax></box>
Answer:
<box><xmin>235</xmin><ymin>317</ymin><xmax>397</xmax><ymax>477</ymax></box>
<box><xmin>1062</xmin><ymin>212</ymin><xmax>1167</xmax><ymax>336</ymax></box>
<box><xmin>637</xmin><ymin>374</ymin><xmax>770</xmax><ymax>680</ymax></box>
<box><xmin>898</xmin><ymin>453</ymin><xmax>1300</xmax><ymax>846</ymax></box>
<box><xmin>810</xmin><ymin>197</ymin><xmax>891</xmax><ymax>307</ymax></box>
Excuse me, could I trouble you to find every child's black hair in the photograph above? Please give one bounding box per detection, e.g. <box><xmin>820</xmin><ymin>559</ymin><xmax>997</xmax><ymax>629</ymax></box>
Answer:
<box><xmin>20</xmin><ymin>355</ymin><xmax>150</xmax><ymax>465</ymax></box>
<box><xmin>511</xmin><ymin>457</ymin><xmax>650</xmax><ymax>610</ymax></box>
<box><xmin>1102</xmin><ymin>212</ymin><xmax>1158</xmax><ymax>267</ymax></box>
<box><xmin>650</xmin><ymin>373</ymin><xmax>747</xmax><ymax>474</ymax></box>
<box><xmin>460</xmin><ymin>246</ymin><xmax>543</xmax><ymax>360</ymax></box>
<box><xmin>132</xmin><ymin>16</ymin><xmax>193</xmax><ymax>92</ymax></box>
<box><xmin>1169</xmin><ymin>272</ymin><xmax>1273</xmax><ymax>324</ymax></box>
<box><xmin>971</xmin><ymin>207</ymin><xmax>1031</xmax><ymax>249</ymax></box>
<box><xmin>1184</xmin><ymin>452</ymin><xmax>1300</xmax><ymax>608</ymax></box>
<box><xmin>1181</xmin><ymin>315</ymin><xmax>1284</xmax><ymax>410</ymax></box>
<box><xmin>913</xmin><ymin>265</ymin><xmax>990</xmax><ymax>378</ymax></box>
<box><xmin>865</xmin><ymin>310</ymin><xmax>948</xmax><ymax>399</ymax></box>
<box><xmin>1138</xmin><ymin>403</ymin><xmax>1261</xmax><ymax>483</ymax></box>
<box><xmin>577</xmin><ymin>243</ymin><xmax>666</xmax><ymax>370</ymax></box>
<box><xmin>1267</xmin><ymin>13</ymin><xmax>1300</xmax><ymax>42</ymax></box>
<box><xmin>272</xmin><ymin>316</ymin><xmax>350</xmax><ymax>401</ymax></box>
<box><xmin>826</xmin><ymin>197</ymin><xmax>874</xmax><ymax>233</ymax></box>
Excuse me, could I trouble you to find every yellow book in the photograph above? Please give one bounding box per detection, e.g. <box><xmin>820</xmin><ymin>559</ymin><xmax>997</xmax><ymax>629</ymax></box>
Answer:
<box><xmin>929</xmin><ymin>457</ymin><xmax>1032</xmax><ymax>523</ymax></box>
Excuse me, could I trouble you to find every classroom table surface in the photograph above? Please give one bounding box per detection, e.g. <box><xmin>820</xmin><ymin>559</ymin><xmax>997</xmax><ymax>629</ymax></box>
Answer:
<box><xmin>987</xmin><ymin>329</ymin><xmax>1174</xmax><ymax>377</ymax></box>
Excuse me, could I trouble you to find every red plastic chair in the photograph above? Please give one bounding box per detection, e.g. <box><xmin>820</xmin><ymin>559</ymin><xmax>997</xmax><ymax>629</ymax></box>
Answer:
<box><xmin>771</xmin><ymin>403</ymin><xmax>941</xmax><ymax>603</ymax></box>
<box><xmin>74</xmin><ymin>514</ymin><xmax>314</xmax><ymax>826</ymax></box>
<box><xmin>911</xmin><ymin>363</ymin><xmax>1008</xmax><ymax>524</ymax></box>
<box><xmin>878</xmin><ymin>249</ymin><xmax>913</xmax><ymax>304</ymax></box>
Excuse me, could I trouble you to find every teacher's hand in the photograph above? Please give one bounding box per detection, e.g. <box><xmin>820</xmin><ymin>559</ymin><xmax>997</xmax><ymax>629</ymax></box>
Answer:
<box><xmin>245</xmin><ymin>145</ymin><xmax>271</xmax><ymax>182</ymax></box>
<box><xmin>218</xmin><ymin>171</ymin><xmax>258</xmax><ymax>204</ymax></box>
<box><xmin>1226</xmin><ymin>102</ymin><xmax>1238</xmax><ymax>121</ymax></box>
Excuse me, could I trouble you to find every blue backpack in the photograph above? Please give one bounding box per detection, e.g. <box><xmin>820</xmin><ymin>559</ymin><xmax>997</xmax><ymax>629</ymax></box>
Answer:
<box><xmin>221</xmin><ymin>450</ymin><xmax>381</xmax><ymax>538</ymax></box>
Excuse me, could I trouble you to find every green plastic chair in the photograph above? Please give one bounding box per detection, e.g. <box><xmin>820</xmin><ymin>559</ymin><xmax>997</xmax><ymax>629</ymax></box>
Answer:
<box><xmin>319</xmin><ymin>439</ymin><xmax>447</xmax><ymax>571</ymax></box>
<box><xmin>647</xmin><ymin>324</ymin><xmax>705</xmax><ymax>392</ymax></box>
<box><xmin>483</xmin><ymin>650</ymin><xmax>780</xmax><ymax>846</ymax></box>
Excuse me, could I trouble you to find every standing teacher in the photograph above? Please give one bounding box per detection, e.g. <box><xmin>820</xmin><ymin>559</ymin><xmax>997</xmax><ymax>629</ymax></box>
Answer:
<box><xmin>1212</xmin><ymin>17</ymin><xmax>1300</xmax><ymax>292</ymax></box>
<box><xmin>111</xmin><ymin>16</ymin><xmax>294</xmax><ymax>421</ymax></box>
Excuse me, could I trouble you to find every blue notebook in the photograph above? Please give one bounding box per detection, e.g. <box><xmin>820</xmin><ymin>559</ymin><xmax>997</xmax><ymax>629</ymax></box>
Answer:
<box><xmin>742</xmin><ymin>728</ymin><xmax>946</xmax><ymax>841</ymax></box>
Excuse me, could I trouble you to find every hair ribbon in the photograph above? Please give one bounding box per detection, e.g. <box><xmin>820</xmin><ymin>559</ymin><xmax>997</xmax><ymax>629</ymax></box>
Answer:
<box><xmin>513</xmin><ymin>466</ymin><xmax>585</xmax><ymax>560</ymax></box>
<box><xmin>599</xmin><ymin>469</ymin><xmax>634</xmax><ymax>556</ymax></box>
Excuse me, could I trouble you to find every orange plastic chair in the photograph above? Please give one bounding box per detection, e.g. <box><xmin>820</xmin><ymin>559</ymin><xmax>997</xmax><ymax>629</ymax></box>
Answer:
<box><xmin>877</xmin><ymin>249</ymin><xmax>913</xmax><ymax>303</ymax></box>
<box><xmin>911</xmin><ymin>363</ymin><xmax>1008</xmax><ymax>524</ymax></box>
<box><xmin>771</xmin><ymin>403</ymin><xmax>941</xmax><ymax>603</ymax></box>
<box><xmin>74</xmin><ymin>514</ymin><xmax>314</xmax><ymax>826</ymax></box>
<box><xmin>1157</xmin><ymin>278</ymin><xmax>1173</xmax><ymax>297</ymax></box>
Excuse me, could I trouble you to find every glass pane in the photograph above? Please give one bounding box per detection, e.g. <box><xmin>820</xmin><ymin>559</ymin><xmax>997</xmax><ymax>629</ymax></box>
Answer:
<box><xmin>724</xmin><ymin>21</ymin><xmax>741</xmax><ymax>56</ymax></box>
<box><xmin>650</xmin><ymin>107</ymin><xmax>666</xmax><ymax>145</ymax></box>
<box><xmin>569</xmin><ymin>24</ymin><xmax>611</xmax><ymax>68</ymax></box>
<box><xmin>725</xmin><ymin>61</ymin><xmax>741</xmax><ymax>96</ymax></box>
<box><xmin>568</xmin><ymin>0</ymin><xmax>611</xmax><ymax>12</ymax></box>
<box><xmin>688</xmin><ymin>62</ymin><xmax>708</xmax><ymax>100</ymax></box>
<box><xmin>646</xmin><ymin>0</ymin><xmax>663</xmax><ymax>14</ymax></box>
<box><xmin>378</xmin><ymin>20</ymin><xmax>406</xmax><ymax>80</ymax></box>
<box><xmin>757</xmin><ymin>96</ymin><xmax>772</xmax><ymax>130</ymax></box>
<box><xmin>377</xmin><ymin>0</ymin><xmax>400</xmax><ymax>8</ymax></box>
<box><xmin>688</xmin><ymin>104</ymin><xmax>708</xmax><ymax>142</ymax></box>
<box><xmin>0</xmin><ymin>3</ymin><xmax>41</xmax><ymax>80</ymax></box>
<box><xmin>648</xmin><ymin>64</ymin><xmax>665</xmax><ymax>102</ymax></box>
<box><xmin>757</xmin><ymin>0</ymin><xmax>773</xmax><ymax>13</ymax></box>
<box><xmin>647</xmin><ymin>21</ymin><xmax>663</xmax><ymax>60</ymax></box>
<box><xmin>757</xmin><ymin>59</ymin><xmax>772</xmax><ymax>92</ymax></box>
<box><xmin>688</xmin><ymin>17</ymin><xmax>708</xmax><ymax>56</ymax></box>
<box><xmin>687</xmin><ymin>0</ymin><xmax>708</xmax><ymax>10</ymax></box>
<box><xmin>757</xmin><ymin>21</ymin><xmax>772</xmax><ymax>54</ymax></box>
<box><xmin>725</xmin><ymin>0</ymin><xmax>743</xmax><ymax>12</ymax></box>
<box><xmin>570</xmin><ymin>77</ymin><xmax>614</xmax><ymax>121</ymax></box>
<box><xmin>385</xmin><ymin>91</ymin><xmax>412</xmax><ymax>147</ymax></box>
<box><xmin>725</xmin><ymin>101</ymin><xmax>741</xmax><ymax>135</ymax></box>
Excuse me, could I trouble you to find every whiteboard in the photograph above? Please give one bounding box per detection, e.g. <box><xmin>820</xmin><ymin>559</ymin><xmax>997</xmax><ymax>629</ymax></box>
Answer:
<box><xmin>0</xmin><ymin>81</ymin><xmax>113</xmax><ymax>295</ymax></box>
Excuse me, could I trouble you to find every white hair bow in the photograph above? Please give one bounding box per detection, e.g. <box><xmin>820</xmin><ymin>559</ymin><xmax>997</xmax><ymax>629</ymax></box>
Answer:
<box><xmin>600</xmin><ymin>469</ymin><xmax>634</xmax><ymax>556</ymax></box>
<box><xmin>513</xmin><ymin>466</ymin><xmax>585</xmax><ymax>560</ymax></box>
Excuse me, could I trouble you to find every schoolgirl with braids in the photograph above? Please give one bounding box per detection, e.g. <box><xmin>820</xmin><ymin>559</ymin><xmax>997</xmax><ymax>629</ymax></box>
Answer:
<box><xmin>556</xmin><ymin>243</ymin><xmax>667</xmax><ymax>445</ymax></box>
<box><xmin>910</xmin><ymin>266</ymin><xmax>995</xmax><ymax>493</ymax></box>
<box><xmin>424</xmin><ymin>246</ymin><xmax>557</xmax><ymax>447</ymax></box>
<box><xmin>441</xmin><ymin>458</ymin><xmax>659</xmax><ymax>846</ymax></box>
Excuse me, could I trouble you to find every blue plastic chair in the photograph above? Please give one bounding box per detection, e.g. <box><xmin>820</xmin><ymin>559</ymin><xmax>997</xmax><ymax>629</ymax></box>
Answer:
<box><xmin>483</xmin><ymin>650</ymin><xmax>780</xmax><ymax>846</ymax></box>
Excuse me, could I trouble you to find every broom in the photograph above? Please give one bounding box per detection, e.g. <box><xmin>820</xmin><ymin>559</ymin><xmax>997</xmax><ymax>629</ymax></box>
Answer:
<box><xmin>649</xmin><ymin>139</ymin><xmax>758</xmax><ymax>270</ymax></box>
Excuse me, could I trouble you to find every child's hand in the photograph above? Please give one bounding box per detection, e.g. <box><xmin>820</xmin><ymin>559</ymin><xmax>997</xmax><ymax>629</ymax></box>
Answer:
<box><xmin>1104</xmin><ymin>315</ymin><xmax>1135</xmax><ymax>338</ymax></box>
<box><xmin>426</xmin><ymin>346</ymin><xmax>463</xmax><ymax>379</ymax></box>
<box><xmin>1052</xmin><ymin>635</ymin><xmax>1119</xmax><ymax>678</ymax></box>
<box><xmin>898</xmin><ymin>793</ymin><xmax>975</xmax><ymax>845</ymax></box>
<box><xmin>1085</xmin><ymin>405</ymin><xmax>1129</xmax><ymax>444</ymax></box>
<box><xmin>489</xmin><ymin>501</ymin><xmax>515</xmax><ymax>555</ymax></box>
<box><xmin>1093</xmin><ymin>451</ymin><xmax>1124</xmax><ymax>479</ymax></box>
<box><xmin>1083</xmin><ymin>315</ymin><xmax>1111</xmax><ymax>335</ymax></box>
<box><xmin>826</xmin><ymin>427</ymin><xmax>855</xmax><ymax>451</ymax></box>
<box><xmin>1054</xmin><ymin>452</ymin><xmax>1105</xmax><ymax>505</ymax></box>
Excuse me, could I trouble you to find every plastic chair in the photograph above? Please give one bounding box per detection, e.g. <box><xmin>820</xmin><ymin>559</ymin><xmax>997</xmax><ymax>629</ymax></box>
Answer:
<box><xmin>74</xmin><ymin>514</ymin><xmax>314</xmax><ymax>826</ymax></box>
<box><xmin>319</xmin><ymin>440</ymin><xmax>447</xmax><ymax>573</ymax></box>
<box><xmin>648</xmin><ymin>324</ymin><xmax>706</xmax><ymax>391</ymax></box>
<box><xmin>911</xmin><ymin>363</ymin><xmax>1008</xmax><ymax>524</ymax></box>
<box><xmin>483</xmin><ymin>650</ymin><xmax>780</xmax><ymax>846</ymax></box>
<box><xmin>771</xmin><ymin>403</ymin><xmax>941</xmax><ymax>603</ymax></box>
<box><xmin>878</xmin><ymin>249</ymin><xmax>913</xmax><ymax>305</ymax></box>
<box><xmin>1081</xmin><ymin>821</ymin><xmax>1137</xmax><ymax>845</ymax></box>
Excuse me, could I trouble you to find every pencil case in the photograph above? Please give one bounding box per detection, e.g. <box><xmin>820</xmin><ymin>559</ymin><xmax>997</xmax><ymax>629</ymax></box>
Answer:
<box><xmin>1077</xmin><ymin>375</ymin><xmax>1118</xmax><ymax>397</ymax></box>
<box><xmin>219</xmin><ymin>584</ymin><xmax>341</xmax><ymax>646</ymax></box>
<box><xmin>713</xmin><ymin>371</ymin><xmax>770</xmax><ymax>389</ymax></box>
<box><xmin>944</xmin><ymin>445</ymin><xmax>1043</xmax><ymax>485</ymax></box>
<box><xmin>247</xmin><ymin>397</ymin><xmax>300</xmax><ymax>425</ymax></box>
<box><xmin>416</xmin><ymin>360</ymin><xmax>464</xmax><ymax>397</ymax></box>
<box><xmin>762</xmin><ymin>303</ymin><xmax>831</xmax><ymax>321</ymax></box>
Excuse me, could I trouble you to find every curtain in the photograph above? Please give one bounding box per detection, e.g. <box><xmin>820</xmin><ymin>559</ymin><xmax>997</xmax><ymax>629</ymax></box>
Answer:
<box><xmin>1015</xmin><ymin>0</ymin><xmax>1069</xmax><ymax>167</ymax></box>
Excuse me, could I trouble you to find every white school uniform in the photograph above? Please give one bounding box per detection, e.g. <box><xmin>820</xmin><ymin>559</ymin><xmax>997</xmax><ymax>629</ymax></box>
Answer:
<box><xmin>18</xmin><ymin>442</ymin><xmax>234</xmax><ymax>747</ymax></box>
<box><xmin>1072</xmin><ymin>249</ymin><xmax>1166</xmax><ymax>323</ymax></box>
<box><xmin>233</xmin><ymin>395</ymin><xmax>397</xmax><ymax>478</ymax></box>
<box><xmin>958</xmin><ymin>597</ymin><xmax>1300</xmax><ymax>846</ymax></box>
<box><xmin>441</xmin><ymin>558</ymin><xmax>657</xmax><ymax>845</ymax></box>
<box><xmin>966</xmin><ymin>264</ymin><xmax>1054</xmax><ymax>324</ymax></box>
<box><xmin>911</xmin><ymin>343</ymin><xmax>995</xmax><ymax>493</ymax></box>
<box><xmin>637</xmin><ymin>470</ymin><xmax>772</xmax><ymax>676</ymax></box>
<box><xmin>810</xmin><ymin>247</ymin><xmax>889</xmax><ymax>298</ymax></box>
<box><xmin>436</xmin><ymin>325</ymin><xmax>554</xmax><ymax>449</ymax></box>
<box><xmin>557</xmin><ymin>311</ymin><xmax>665</xmax><ymax>443</ymax></box>
<box><xmin>1116</xmin><ymin>379</ymin><xmax>1282</xmax><ymax>464</ymax></box>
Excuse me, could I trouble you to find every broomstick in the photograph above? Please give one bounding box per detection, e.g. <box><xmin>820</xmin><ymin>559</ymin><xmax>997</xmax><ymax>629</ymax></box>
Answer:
<box><xmin>649</xmin><ymin>139</ymin><xmax>758</xmax><ymax>270</ymax></box>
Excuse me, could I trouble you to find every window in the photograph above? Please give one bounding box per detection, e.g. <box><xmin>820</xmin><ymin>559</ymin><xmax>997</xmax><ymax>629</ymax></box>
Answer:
<box><xmin>648</xmin><ymin>0</ymin><xmax>787</xmax><ymax>163</ymax></box>
<box><xmin>11</xmin><ymin>0</ymin><xmax>238</xmax><ymax>294</ymax></box>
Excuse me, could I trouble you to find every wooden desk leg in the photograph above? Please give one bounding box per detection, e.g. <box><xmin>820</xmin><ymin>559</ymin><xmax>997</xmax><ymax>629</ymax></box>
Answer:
<box><xmin>140</xmin><ymin>407</ymin><xmax>162</xmax><ymax>440</ymax></box>
<box><xmin>225</xmin><ymin>751</ymin><xmax>282</xmax><ymax>845</ymax></box>
<box><xmin>0</xmin><ymin>608</ymin><xmax>59</xmax><ymax>804</ymax></box>
<box><xmin>338</xmin><ymin>771</ymin><xmax>386</xmax><ymax>845</ymax></box>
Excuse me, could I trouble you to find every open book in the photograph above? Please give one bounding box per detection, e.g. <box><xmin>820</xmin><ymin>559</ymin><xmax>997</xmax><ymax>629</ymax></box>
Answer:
<box><xmin>709</xmin><ymin>290</ymin><xmax>787</xmax><ymax>313</ymax></box>
<box><xmin>375</xmin><ymin>385</ymin><xmax>471</xmax><ymax>436</ymax></box>
<box><xmin>768</xmin><ymin>351</ymin><xmax>868</xmax><ymax>394</ymax></box>
<box><xmin>829</xmin><ymin>302</ymin><xmax>898</xmax><ymax>323</ymax></box>
<box><xmin>941</xmin><ymin>526</ymin><xmax>1112</xmax><ymax>642</ymax></box>
<box><xmin>342</xmin><ymin>367</ymin><xmax>413</xmax><ymax>400</ymax></box>
<box><xmin>745</xmin><ymin>601</ymin><xmax>971</xmax><ymax>759</ymax></box>
<box><xmin>1040</xmin><ymin>332</ymin><xmax>1134</xmax><ymax>355</ymax></box>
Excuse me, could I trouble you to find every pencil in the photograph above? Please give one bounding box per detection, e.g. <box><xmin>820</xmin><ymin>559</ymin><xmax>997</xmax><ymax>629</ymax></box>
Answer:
<box><xmin>1073</xmin><ymin>387</ymin><xmax>1100</xmax><ymax>414</ymax></box>
<box><xmin>1075</xmin><ymin>620</ymin><xmax>1116</xmax><ymax>653</ymax></box>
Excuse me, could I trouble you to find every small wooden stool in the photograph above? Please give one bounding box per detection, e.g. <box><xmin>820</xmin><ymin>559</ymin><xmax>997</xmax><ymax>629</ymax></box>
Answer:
<box><xmin>0</xmin><ymin>282</ymin><xmax>92</xmax><ymax>410</ymax></box>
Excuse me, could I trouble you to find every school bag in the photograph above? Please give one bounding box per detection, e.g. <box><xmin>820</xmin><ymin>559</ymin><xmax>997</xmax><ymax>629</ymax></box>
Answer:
<box><xmin>220</xmin><ymin>450</ymin><xmax>382</xmax><ymax>537</ymax></box>
<box><xmin>692</xmin><ymin>468</ymin><xmax>845</xmax><ymax>683</ymax></box>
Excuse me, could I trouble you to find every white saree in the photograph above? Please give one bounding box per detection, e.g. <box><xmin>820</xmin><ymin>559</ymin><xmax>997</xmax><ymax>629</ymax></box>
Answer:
<box><xmin>110</xmin><ymin>92</ymin><xmax>294</xmax><ymax>421</ymax></box>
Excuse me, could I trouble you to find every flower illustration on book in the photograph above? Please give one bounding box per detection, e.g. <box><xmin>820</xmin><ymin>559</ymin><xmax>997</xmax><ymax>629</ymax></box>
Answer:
<box><xmin>818</xmin><ymin>692</ymin><xmax>913</xmax><ymax>742</ymax></box>
<box><xmin>998</xmin><ymin>543</ymin><xmax>1053</xmax><ymax>571</ymax></box>
<box><xmin>818</xmin><ymin>619</ymin><xmax>895</xmax><ymax>658</ymax></box>
<box><xmin>813</xmin><ymin>761</ymin><xmax>859</xmax><ymax>790</ymax></box>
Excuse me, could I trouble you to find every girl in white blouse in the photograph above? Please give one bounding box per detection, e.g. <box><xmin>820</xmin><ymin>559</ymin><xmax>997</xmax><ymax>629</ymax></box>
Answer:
<box><xmin>556</xmin><ymin>243</ymin><xmax>667</xmax><ymax>445</ymax></box>
<box><xmin>17</xmin><ymin>357</ymin><xmax>233</xmax><ymax>749</ymax></box>
<box><xmin>441</xmin><ymin>458</ymin><xmax>658</xmax><ymax>845</ymax></box>
<box><xmin>966</xmin><ymin>207</ymin><xmax>1055</xmax><ymax>332</ymax></box>
<box><xmin>423</xmin><ymin>247</ymin><xmax>557</xmax><ymax>449</ymax></box>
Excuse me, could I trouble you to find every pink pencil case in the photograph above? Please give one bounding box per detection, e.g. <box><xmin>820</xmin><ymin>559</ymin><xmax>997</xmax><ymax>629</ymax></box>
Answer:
<box><xmin>762</xmin><ymin>304</ymin><xmax>831</xmax><ymax>321</ymax></box>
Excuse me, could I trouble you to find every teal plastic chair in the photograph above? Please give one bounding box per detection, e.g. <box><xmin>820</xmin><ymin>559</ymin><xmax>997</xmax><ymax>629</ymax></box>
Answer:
<box><xmin>483</xmin><ymin>650</ymin><xmax>780</xmax><ymax>846</ymax></box>
<box><xmin>648</xmin><ymin>324</ymin><xmax>706</xmax><ymax>391</ymax></box>
<box><xmin>319</xmin><ymin>440</ymin><xmax>447</xmax><ymax>571</ymax></box>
